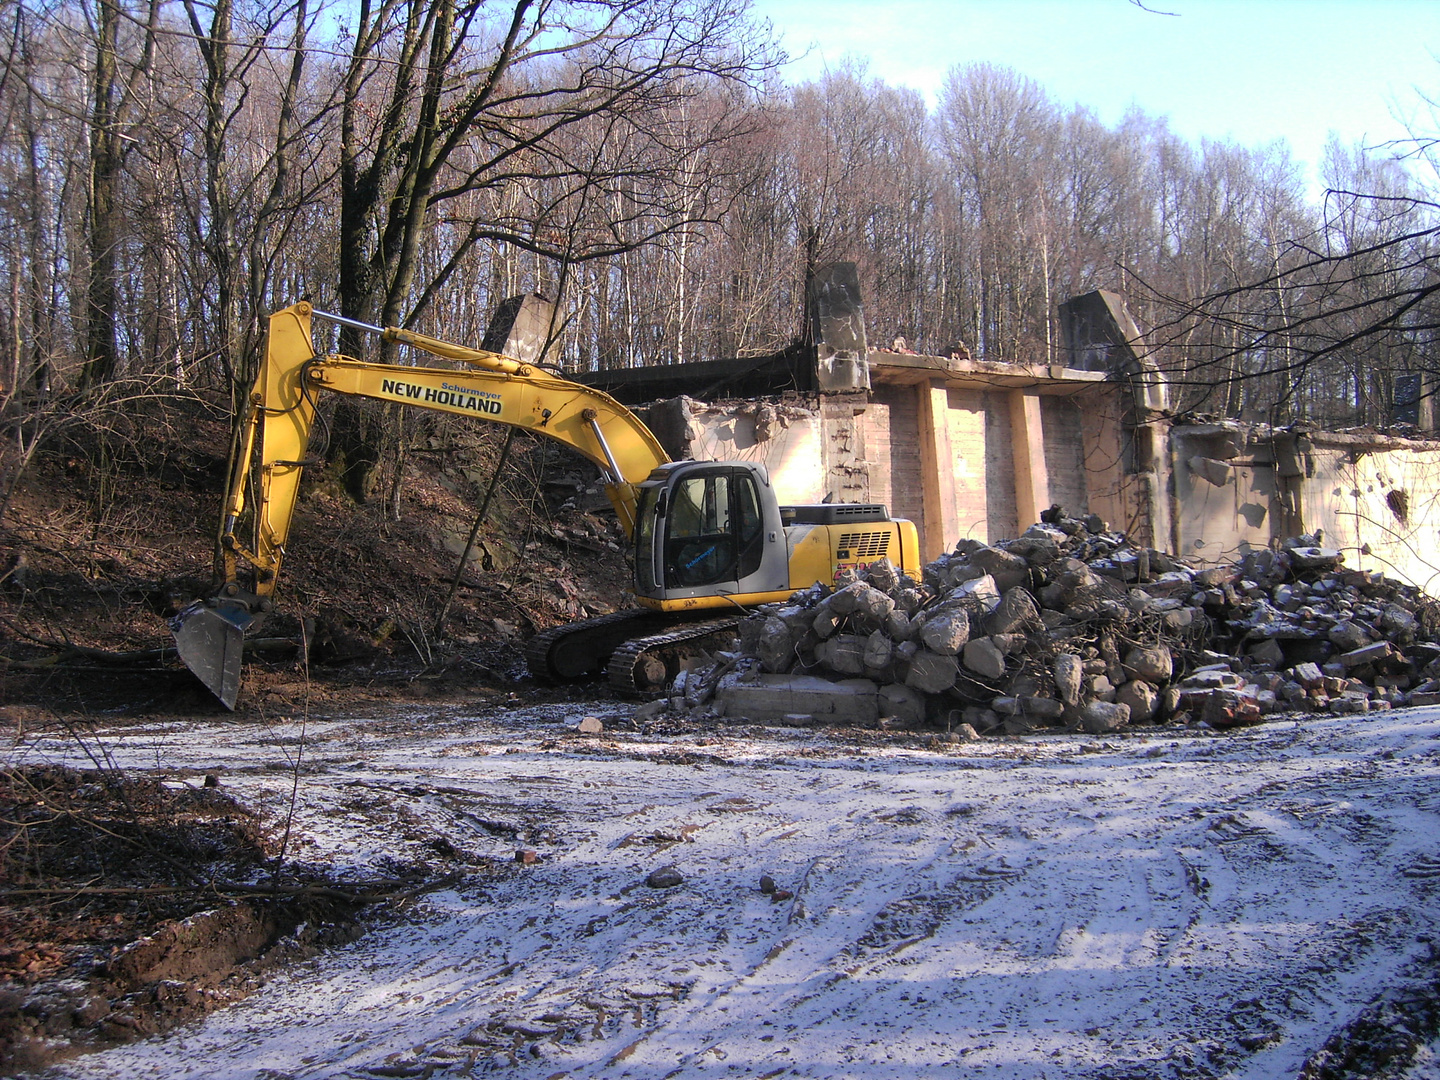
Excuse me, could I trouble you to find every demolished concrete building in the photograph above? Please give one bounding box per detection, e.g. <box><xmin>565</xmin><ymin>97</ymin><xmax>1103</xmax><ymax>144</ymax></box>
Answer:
<box><xmin>575</xmin><ymin>266</ymin><xmax>1440</xmax><ymax>595</ymax></box>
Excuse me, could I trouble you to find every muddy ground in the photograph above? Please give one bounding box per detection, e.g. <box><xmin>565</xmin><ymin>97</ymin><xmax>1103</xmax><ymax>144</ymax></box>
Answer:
<box><xmin>8</xmin><ymin>702</ymin><xmax>1440</xmax><ymax>1080</ymax></box>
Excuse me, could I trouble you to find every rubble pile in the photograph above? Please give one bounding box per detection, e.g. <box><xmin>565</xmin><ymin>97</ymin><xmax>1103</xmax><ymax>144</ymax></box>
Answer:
<box><xmin>693</xmin><ymin>508</ymin><xmax>1440</xmax><ymax>734</ymax></box>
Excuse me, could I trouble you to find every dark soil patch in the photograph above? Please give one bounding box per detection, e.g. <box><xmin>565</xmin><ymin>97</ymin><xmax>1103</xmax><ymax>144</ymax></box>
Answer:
<box><xmin>1297</xmin><ymin>944</ymin><xmax>1440</xmax><ymax>1079</ymax></box>
<box><xmin>0</xmin><ymin>763</ymin><xmax>369</xmax><ymax>1073</ymax></box>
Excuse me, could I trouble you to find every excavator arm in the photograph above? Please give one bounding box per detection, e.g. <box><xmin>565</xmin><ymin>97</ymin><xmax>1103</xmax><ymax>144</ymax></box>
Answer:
<box><xmin>177</xmin><ymin>300</ymin><xmax>669</xmax><ymax>707</ymax></box>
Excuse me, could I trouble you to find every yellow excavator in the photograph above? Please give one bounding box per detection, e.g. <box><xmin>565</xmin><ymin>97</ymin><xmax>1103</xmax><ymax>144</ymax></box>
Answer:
<box><xmin>173</xmin><ymin>301</ymin><xmax>920</xmax><ymax>708</ymax></box>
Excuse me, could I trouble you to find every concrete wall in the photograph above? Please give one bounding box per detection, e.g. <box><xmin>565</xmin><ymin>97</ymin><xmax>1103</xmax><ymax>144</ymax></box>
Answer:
<box><xmin>1171</xmin><ymin>424</ymin><xmax>1440</xmax><ymax>591</ymax></box>
<box><xmin>682</xmin><ymin>400</ymin><xmax>826</xmax><ymax>507</ymax></box>
<box><xmin>1304</xmin><ymin>437</ymin><xmax>1440</xmax><ymax>592</ymax></box>
<box><xmin>678</xmin><ymin>365</ymin><xmax>1151</xmax><ymax>563</ymax></box>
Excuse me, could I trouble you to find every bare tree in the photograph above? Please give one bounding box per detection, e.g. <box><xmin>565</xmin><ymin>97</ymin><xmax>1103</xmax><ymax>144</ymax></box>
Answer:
<box><xmin>328</xmin><ymin>0</ymin><xmax>779</xmax><ymax>497</ymax></box>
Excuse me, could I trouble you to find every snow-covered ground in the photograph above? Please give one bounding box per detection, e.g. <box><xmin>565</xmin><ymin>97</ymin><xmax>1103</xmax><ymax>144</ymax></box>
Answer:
<box><xmin>12</xmin><ymin>702</ymin><xmax>1440</xmax><ymax>1080</ymax></box>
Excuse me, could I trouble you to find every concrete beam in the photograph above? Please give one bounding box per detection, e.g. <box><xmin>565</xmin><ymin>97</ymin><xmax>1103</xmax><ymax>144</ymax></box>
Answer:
<box><xmin>1009</xmin><ymin>390</ymin><xmax>1050</xmax><ymax>529</ymax></box>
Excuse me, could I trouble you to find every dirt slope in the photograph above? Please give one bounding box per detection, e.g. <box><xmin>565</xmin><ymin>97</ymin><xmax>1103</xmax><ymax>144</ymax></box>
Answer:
<box><xmin>0</xmin><ymin>392</ymin><xmax>631</xmax><ymax>718</ymax></box>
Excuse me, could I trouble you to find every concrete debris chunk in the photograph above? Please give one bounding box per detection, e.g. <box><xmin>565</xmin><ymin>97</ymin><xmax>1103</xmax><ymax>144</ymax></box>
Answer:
<box><xmin>863</xmin><ymin>630</ymin><xmax>894</xmax><ymax>670</ymax></box>
<box><xmin>1081</xmin><ymin>701</ymin><xmax>1130</xmax><ymax>734</ymax></box>
<box><xmin>1188</xmin><ymin>455</ymin><xmax>1231</xmax><ymax>486</ymax></box>
<box><xmin>879</xmin><ymin>683</ymin><xmax>925</xmax><ymax>727</ymax></box>
<box><xmin>918</xmin><ymin>606</ymin><xmax>970</xmax><ymax>655</ymax></box>
<box><xmin>905</xmin><ymin>650</ymin><xmax>960</xmax><ymax>693</ymax></box>
<box><xmin>816</xmin><ymin>634</ymin><xmax>867</xmax><ymax>675</ymax></box>
<box><xmin>1123</xmin><ymin>645</ymin><xmax>1173</xmax><ymax>684</ymax></box>
<box><xmin>951</xmin><ymin>573</ymin><xmax>1002</xmax><ymax>609</ymax></box>
<box><xmin>986</xmin><ymin>588</ymin><xmax>1040</xmax><ymax>635</ymax></box>
<box><xmin>758</xmin><ymin>617</ymin><xmax>795</xmax><ymax>673</ymax></box>
<box><xmin>692</xmin><ymin>510</ymin><xmax>1440</xmax><ymax>739</ymax></box>
<box><xmin>962</xmin><ymin>637</ymin><xmax>1007</xmax><ymax>680</ymax></box>
<box><xmin>1115</xmin><ymin>679</ymin><xmax>1159</xmax><ymax>722</ymax></box>
<box><xmin>1053</xmin><ymin>653</ymin><xmax>1084</xmax><ymax>706</ymax></box>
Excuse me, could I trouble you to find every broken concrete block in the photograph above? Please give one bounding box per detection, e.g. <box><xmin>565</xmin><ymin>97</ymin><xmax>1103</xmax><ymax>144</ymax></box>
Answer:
<box><xmin>905</xmin><ymin>650</ymin><xmax>960</xmax><ymax>693</ymax></box>
<box><xmin>1289</xmin><ymin>546</ymin><xmax>1343</xmax><ymax>571</ymax></box>
<box><xmin>828</xmin><ymin>581</ymin><xmax>868</xmax><ymax>615</ymax></box>
<box><xmin>1037</xmin><ymin>582</ymin><xmax>1066</xmax><ymax>609</ymax></box>
<box><xmin>812</xmin><ymin>604</ymin><xmax>842</xmax><ymax>640</ymax></box>
<box><xmin>991</xmin><ymin>632</ymin><xmax>1026</xmax><ymax>656</ymax></box>
<box><xmin>715</xmin><ymin>673</ymin><xmax>879</xmax><ymax>725</ymax></box>
<box><xmin>951</xmin><ymin>573</ymin><xmax>1002</xmax><ymax>609</ymax></box>
<box><xmin>1290</xmin><ymin>662</ymin><xmax>1324</xmax><ymax>688</ymax></box>
<box><xmin>986</xmin><ymin>587</ymin><xmax>1039</xmax><ymax>635</ymax></box>
<box><xmin>1024</xmin><ymin>522</ymin><xmax>1070</xmax><ymax>545</ymax></box>
<box><xmin>1020</xmin><ymin>696</ymin><xmax>1066</xmax><ymax>721</ymax></box>
<box><xmin>854</xmin><ymin>586</ymin><xmax>896</xmax><ymax>621</ymax></box>
<box><xmin>758</xmin><ymin>617</ymin><xmax>796</xmax><ymax>673</ymax></box>
<box><xmin>1340</xmin><ymin>641</ymin><xmax>1395</xmax><ymax>669</ymax></box>
<box><xmin>816</xmin><ymin>634</ymin><xmax>867</xmax><ymax>675</ymax></box>
<box><xmin>1247</xmin><ymin>637</ymin><xmax>1285</xmax><ymax>668</ymax></box>
<box><xmin>1188</xmin><ymin>455</ymin><xmax>1231</xmax><ymax>486</ymax></box>
<box><xmin>1193</xmin><ymin>566</ymin><xmax>1238</xmax><ymax>589</ymax></box>
<box><xmin>1179</xmin><ymin>667</ymin><xmax>1242</xmax><ymax>691</ymax></box>
<box><xmin>1086</xmin><ymin>673</ymin><xmax>1117</xmax><ymax>702</ymax></box>
<box><xmin>1123</xmin><ymin>645</ymin><xmax>1173</xmax><ymax>684</ymax></box>
<box><xmin>919</xmin><ymin>606</ymin><xmax>970</xmax><ymax>655</ymax></box>
<box><xmin>863</xmin><ymin>629</ymin><xmax>893</xmax><ymax>670</ymax></box>
<box><xmin>866</xmin><ymin>557</ymin><xmax>900</xmax><ymax>593</ymax></box>
<box><xmin>895</xmin><ymin>587</ymin><xmax>925</xmax><ymax>615</ymax></box>
<box><xmin>1004</xmin><ymin>536</ymin><xmax>1060</xmax><ymax>569</ymax></box>
<box><xmin>1328</xmin><ymin>621</ymin><xmax>1372</xmax><ymax>652</ymax></box>
<box><xmin>878</xmin><ymin>683</ymin><xmax>925</xmax><ymax>727</ymax></box>
<box><xmin>634</xmin><ymin>699</ymin><xmax>669</xmax><ymax>722</ymax></box>
<box><xmin>884</xmin><ymin>609</ymin><xmax>915</xmax><ymax>641</ymax></box>
<box><xmin>971</xmin><ymin>547</ymin><xmax>1029</xmax><ymax>591</ymax></box>
<box><xmin>738</xmin><ymin>614</ymin><xmax>767</xmax><ymax>655</ymax></box>
<box><xmin>1115</xmin><ymin>678</ymin><xmax>1159</xmax><ymax>722</ymax></box>
<box><xmin>1054</xmin><ymin>653</ymin><xmax>1084</xmax><ymax>706</ymax></box>
<box><xmin>1380</xmin><ymin>603</ymin><xmax>1418</xmax><ymax>644</ymax></box>
<box><xmin>1081</xmin><ymin>701</ymin><xmax>1130</xmax><ymax>734</ymax></box>
<box><xmin>962</xmin><ymin>637</ymin><xmax>1007</xmax><ymax>680</ymax></box>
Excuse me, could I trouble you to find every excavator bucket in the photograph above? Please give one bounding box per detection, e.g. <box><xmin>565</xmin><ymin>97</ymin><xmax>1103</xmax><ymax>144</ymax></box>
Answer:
<box><xmin>170</xmin><ymin>599</ymin><xmax>255</xmax><ymax>710</ymax></box>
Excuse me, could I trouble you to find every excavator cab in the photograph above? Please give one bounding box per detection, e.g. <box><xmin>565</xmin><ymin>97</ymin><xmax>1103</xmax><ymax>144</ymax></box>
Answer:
<box><xmin>631</xmin><ymin>462</ymin><xmax>790</xmax><ymax>606</ymax></box>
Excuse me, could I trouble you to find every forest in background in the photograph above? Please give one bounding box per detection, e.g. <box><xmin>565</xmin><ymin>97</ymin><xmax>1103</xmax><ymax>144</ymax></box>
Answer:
<box><xmin>3</xmin><ymin>0</ymin><xmax>1440</xmax><ymax>518</ymax></box>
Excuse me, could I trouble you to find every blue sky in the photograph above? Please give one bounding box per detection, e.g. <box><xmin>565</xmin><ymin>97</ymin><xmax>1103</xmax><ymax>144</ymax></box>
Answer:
<box><xmin>750</xmin><ymin>0</ymin><xmax>1440</xmax><ymax>195</ymax></box>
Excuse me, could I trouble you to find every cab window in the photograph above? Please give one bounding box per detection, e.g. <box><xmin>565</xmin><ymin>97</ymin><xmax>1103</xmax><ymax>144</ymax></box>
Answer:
<box><xmin>663</xmin><ymin>470</ymin><xmax>766</xmax><ymax>589</ymax></box>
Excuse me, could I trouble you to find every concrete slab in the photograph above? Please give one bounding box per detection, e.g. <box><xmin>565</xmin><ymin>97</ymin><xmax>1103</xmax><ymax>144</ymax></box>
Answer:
<box><xmin>715</xmin><ymin>673</ymin><xmax>879</xmax><ymax>725</ymax></box>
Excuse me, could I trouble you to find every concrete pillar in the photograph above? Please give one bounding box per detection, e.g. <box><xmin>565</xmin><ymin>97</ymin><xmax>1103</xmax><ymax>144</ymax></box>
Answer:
<box><xmin>1009</xmin><ymin>389</ymin><xmax>1050</xmax><ymax>529</ymax></box>
<box><xmin>919</xmin><ymin>380</ymin><xmax>961</xmax><ymax>560</ymax></box>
